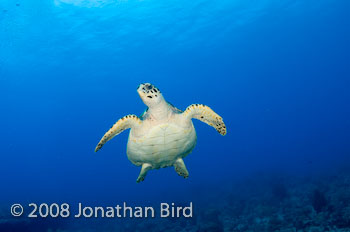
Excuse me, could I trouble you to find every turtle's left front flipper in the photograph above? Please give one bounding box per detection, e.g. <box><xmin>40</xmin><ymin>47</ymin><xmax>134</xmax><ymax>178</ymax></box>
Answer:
<box><xmin>184</xmin><ymin>104</ymin><xmax>226</xmax><ymax>136</ymax></box>
<box><xmin>95</xmin><ymin>115</ymin><xmax>141</xmax><ymax>152</ymax></box>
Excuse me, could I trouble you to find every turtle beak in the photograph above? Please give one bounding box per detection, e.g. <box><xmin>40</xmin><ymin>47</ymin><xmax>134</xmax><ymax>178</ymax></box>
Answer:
<box><xmin>137</xmin><ymin>84</ymin><xmax>147</xmax><ymax>99</ymax></box>
<box><xmin>137</xmin><ymin>83</ymin><xmax>154</xmax><ymax>92</ymax></box>
<box><xmin>137</xmin><ymin>83</ymin><xmax>145</xmax><ymax>90</ymax></box>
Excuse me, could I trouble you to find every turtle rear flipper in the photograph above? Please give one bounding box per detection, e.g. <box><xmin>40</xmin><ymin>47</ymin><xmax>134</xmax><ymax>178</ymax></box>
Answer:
<box><xmin>136</xmin><ymin>163</ymin><xmax>152</xmax><ymax>183</ymax></box>
<box><xmin>174</xmin><ymin>158</ymin><xmax>189</xmax><ymax>178</ymax></box>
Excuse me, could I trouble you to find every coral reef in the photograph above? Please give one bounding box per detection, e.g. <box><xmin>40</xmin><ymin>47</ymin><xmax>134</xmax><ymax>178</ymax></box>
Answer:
<box><xmin>114</xmin><ymin>169</ymin><xmax>350</xmax><ymax>232</ymax></box>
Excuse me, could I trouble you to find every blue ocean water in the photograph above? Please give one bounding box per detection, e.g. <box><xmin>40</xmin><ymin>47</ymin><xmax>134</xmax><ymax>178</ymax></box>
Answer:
<box><xmin>1</xmin><ymin>0</ymin><xmax>350</xmax><ymax>231</ymax></box>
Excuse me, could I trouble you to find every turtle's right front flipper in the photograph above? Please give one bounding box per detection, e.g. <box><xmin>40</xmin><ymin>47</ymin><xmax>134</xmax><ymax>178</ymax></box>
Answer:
<box><xmin>95</xmin><ymin>115</ymin><xmax>141</xmax><ymax>152</ymax></box>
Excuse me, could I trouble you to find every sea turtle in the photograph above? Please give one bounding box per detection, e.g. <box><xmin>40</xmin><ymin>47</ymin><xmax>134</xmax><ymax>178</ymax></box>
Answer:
<box><xmin>95</xmin><ymin>83</ymin><xmax>226</xmax><ymax>182</ymax></box>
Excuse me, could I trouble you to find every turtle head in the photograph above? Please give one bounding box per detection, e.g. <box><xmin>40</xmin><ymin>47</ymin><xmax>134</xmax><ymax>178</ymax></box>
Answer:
<box><xmin>137</xmin><ymin>83</ymin><xmax>164</xmax><ymax>107</ymax></box>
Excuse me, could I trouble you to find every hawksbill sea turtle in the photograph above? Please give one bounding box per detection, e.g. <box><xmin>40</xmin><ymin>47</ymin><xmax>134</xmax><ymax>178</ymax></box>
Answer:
<box><xmin>95</xmin><ymin>83</ymin><xmax>226</xmax><ymax>182</ymax></box>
